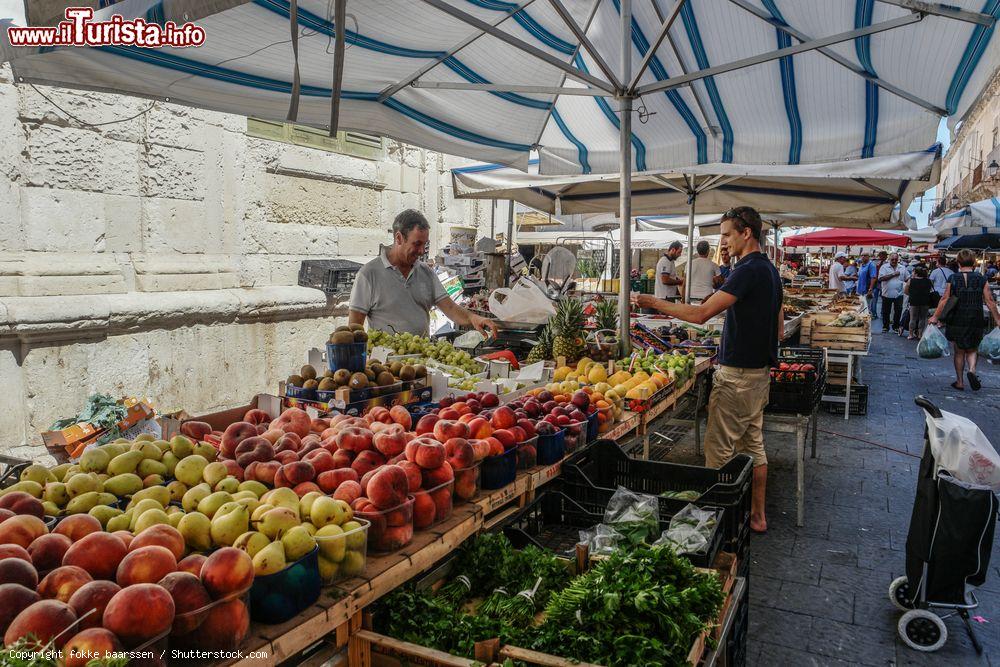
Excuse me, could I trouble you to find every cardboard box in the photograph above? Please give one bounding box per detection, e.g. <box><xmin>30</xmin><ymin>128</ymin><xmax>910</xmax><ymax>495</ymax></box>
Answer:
<box><xmin>159</xmin><ymin>394</ymin><xmax>283</xmax><ymax>439</ymax></box>
<box><xmin>42</xmin><ymin>398</ymin><xmax>155</xmax><ymax>451</ymax></box>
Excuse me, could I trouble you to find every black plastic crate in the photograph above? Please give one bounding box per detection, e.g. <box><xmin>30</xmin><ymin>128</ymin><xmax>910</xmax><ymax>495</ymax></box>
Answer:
<box><xmin>297</xmin><ymin>259</ymin><xmax>361</xmax><ymax>295</ymax></box>
<box><xmin>822</xmin><ymin>383</ymin><xmax>869</xmax><ymax>415</ymax></box>
<box><xmin>725</xmin><ymin>588</ymin><xmax>749</xmax><ymax>667</ymax></box>
<box><xmin>766</xmin><ymin>347</ymin><xmax>826</xmax><ymax>415</ymax></box>
<box><xmin>499</xmin><ymin>488</ymin><xmax>724</xmax><ymax>569</ymax></box>
<box><xmin>561</xmin><ymin>440</ymin><xmax>752</xmax><ymax>564</ymax></box>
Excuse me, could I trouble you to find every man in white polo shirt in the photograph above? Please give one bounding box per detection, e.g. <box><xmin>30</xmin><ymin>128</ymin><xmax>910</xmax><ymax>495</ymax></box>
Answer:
<box><xmin>349</xmin><ymin>210</ymin><xmax>498</xmax><ymax>338</ymax></box>
<box><xmin>655</xmin><ymin>241</ymin><xmax>684</xmax><ymax>301</ymax></box>
<box><xmin>828</xmin><ymin>252</ymin><xmax>848</xmax><ymax>293</ymax></box>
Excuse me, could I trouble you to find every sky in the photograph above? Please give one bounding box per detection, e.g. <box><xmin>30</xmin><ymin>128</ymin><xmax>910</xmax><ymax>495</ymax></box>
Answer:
<box><xmin>906</xmin><ymin>118</ymin><xmax>953</xmax><ymax>229</ymax></box>
<box><xmin>0</xmin><ymin>0</ymin><xmax>957</xmax><ymax>231</ymax></box>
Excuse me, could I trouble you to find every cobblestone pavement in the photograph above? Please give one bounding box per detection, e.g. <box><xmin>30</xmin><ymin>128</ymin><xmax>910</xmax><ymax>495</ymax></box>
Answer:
<box><xmin>661</xmin><ymin>327</ymin><xmax>1000</xmax><ymax>666</ymax></box>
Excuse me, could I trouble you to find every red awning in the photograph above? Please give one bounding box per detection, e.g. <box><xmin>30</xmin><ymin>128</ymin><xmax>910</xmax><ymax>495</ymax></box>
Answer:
<box><xmin>782</xmin><ymin>229</ymin><xmax>909</xmax><ymax>248</ymax></box>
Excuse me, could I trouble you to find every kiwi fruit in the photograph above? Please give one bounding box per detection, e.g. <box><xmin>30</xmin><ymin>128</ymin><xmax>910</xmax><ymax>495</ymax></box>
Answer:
<box><xmin>413</xmin><ymin>364</ymin><xmax>427</xmax><ymax>379</ymax></box>
<box><xmin>318</xmin><ymin>377</ymin><xmax>337</xmax><ymax>391</ymax></box>
<box><xmin>323</xmin><ymin>369</ymin><xmax>335</xmax><ymax>379</ymax></box>
<box><xmin>389</xmin><ymin>361</ymin><xmax>403</xmax><ymax>376</ymax></box>
<box><xmin>348</xmin><ymin>323</ymin><xmax>364</xmax><ymax>331</ymax></box>
<box><xmin>336</xmin><ymin>325</ymin><xmax>351</xmax><ymax>332</ymax></box>
<box><xmin>300</xmin><ymin>364</ymin><xmax>317</xmax><ymax>381</ymax></box>
<box><xmin>349</xmin><ymin>372</ymin><xmax>369</xmax><ymax>390</ymax></box>
<box><xmin>333</xmin><ymin>369</ymin><xmax>351</xmax><ymax>386</ymax></box>
<box><xmin>303</xmin><ymin>378</ymin><xmax>319</xmax><ymax>390</ymax></box>
<box><xmin>364</xmin><ymin>368</ymin><xmax>377</xmax><ymax>382</ymax></box>
<box><xmin>286</xmin><ymin>374</ymin><xmax>304</xmax><ymax>387</ymax></box>
<box><xmin>399</xmin><ymin>365</ymin><xmax>416</xmax><ymax>382</ymax></box>
<box><xmin>330</xmin><ymin>330</ymin><xmax>355</xmax><ymax>345</ymax></box>
<box><xmin>369</xmin><ymin>363</ymin><xmax>386</xmax><ymax>376</ymax></box>
<box><xmin>376</xmin><ymin>371</ymin><xmax>395</xmax><ymax>386</ymax></box>
<box><xmin>353</xmin><ymin>329</ymin><xmax>368</xmax><ymax>343</ymax></box>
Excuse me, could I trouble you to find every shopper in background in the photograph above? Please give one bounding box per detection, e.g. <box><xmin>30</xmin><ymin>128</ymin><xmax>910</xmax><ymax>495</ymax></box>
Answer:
<box><xmin>878</xmin><ymin>253</ymin><xmax>908</xmax><ymax>334</ymax></box>
<box><xmin>929</xmin><ymin>249</ymin><xmax>1000</xmax><ymax>391</ymax></box>
<box><xmin>634</xmin><ymin>206</ymin><xmax>782</xmax><ymax>534</ymax></box>
<box><xmin>719</xmin><ymin>246</ymin><xmax>733</xmax><ymax>282</ymax></box>
<box><xmin>843</xmin><ymin>259</ymin><xmax>858</xmax><ymax>294</ymax></box>
<box><xmin>685</xmin><ymin>240</ymin><xmax>723</xmax><ymax>302</ymax></box>
<box><xmin>904</xmin><ymin>266</ymin><xmax>934</xmax><ymax>340</ymax></box>
<box><xmin>654</xmin><ymin>241</ymin><xmax>684</xmax><ymax>301</ymax></box>
<box><xmin>870</xmin><ymin>251</ymin><xmax>888</xmax><ymax>319</ymax></box>
<box><xmin>857</xmin><ymin>253</ymin><xmax>876</xmax><ymax>313</ymax></box>
<box><xmin>828</xmin><ymin>252</ymin><xmax>848</xmax><ymax>293</ymax></box>
<box><xmin>986</xmin><ymin>260</ymin><xmax>998</xmax><ymax>282</ymax></box>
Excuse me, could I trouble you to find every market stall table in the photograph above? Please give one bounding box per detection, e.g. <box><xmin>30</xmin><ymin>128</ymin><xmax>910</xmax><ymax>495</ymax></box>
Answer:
<box><xmin>761</xmin><ymin>413</ymin><xmax>818</xmax><ymax>527</ymax></box>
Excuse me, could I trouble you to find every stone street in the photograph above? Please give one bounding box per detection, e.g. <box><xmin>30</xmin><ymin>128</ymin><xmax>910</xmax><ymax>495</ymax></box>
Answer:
<box><xmin>664</xmin><ymin>326</ymin><xmax>1000</xmax><ymax>666</ymax></box>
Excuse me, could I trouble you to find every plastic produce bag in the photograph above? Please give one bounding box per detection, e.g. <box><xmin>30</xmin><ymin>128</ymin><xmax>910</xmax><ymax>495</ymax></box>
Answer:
<box><xmin>653</xmin><ymin>505</ymin><xmax>720</xmax><ymax>555</ymax></box>
<box><xmin>578</xmin><ymin>524</ymin><xmax>623</xmax><ymax>556</ymax></box>
<box><xmin>487</xmin><ymin>279</ymin><xmax>556</xmax><ymax>323</ymax></box>
<box><xmin>917</xmin><ymin>324</ymin><xmax>950</xmax><ymax>359</ymax></box>
<box><xmin>926</xmin><ymin>409</ymin><xmax>1000</xmax><ymax>492</ymax></box>
<box><xmin>978</xmin><ymin>327</ymin><xmax>1000</xmax><ymax>360</ymax></box>
<box><xmin>603</xmin><ymin>487</ymin><xmax>660</xmax><ymax>546</ymax></box>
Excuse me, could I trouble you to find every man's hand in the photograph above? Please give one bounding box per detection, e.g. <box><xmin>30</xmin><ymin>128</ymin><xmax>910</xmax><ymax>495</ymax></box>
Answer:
<box><xmin>928</xmin><ymin>316</ymin><xmax>938</xmax><ymax>326</ymax></box>
<box><xmin>634</xmin><ymin>293</ymin><xmax>660</xmax><ymax>310</ymax></box>
<box><xmin>470</xmin><ymin>313</ymin><xmax>499</xmax><ymax>339</ymax></box>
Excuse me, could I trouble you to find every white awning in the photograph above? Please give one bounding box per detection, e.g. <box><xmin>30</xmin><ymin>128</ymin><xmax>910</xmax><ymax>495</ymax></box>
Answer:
<box><xmin>452</xmin><ymin>148</ymin><xmax>938</xmax><ymax>228</ymax></box>
<box><xmin>930</xmin><ymin>197</ymin><xmax>1000</xmax><ymax>236</ymax></box>
<box><xmin>2</xmin><ymin>0</ymin><xmax>995</xmax><ymax>175</ymax></box>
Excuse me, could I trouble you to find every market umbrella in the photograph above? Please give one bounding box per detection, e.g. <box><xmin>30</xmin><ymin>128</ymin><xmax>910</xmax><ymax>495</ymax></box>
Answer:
<box><xmin>934</xmin><ymin>233</ymin><xmax>1000</xmax><ymax>250</ymax></box>
<box><xmin>782</xmin><ymin>228</ymin><xmax>909</xmax><ymax>247</ymax></box>
<box><xmin>5</xmin><ymin>0</ymin><xmax>999</xmax><ymax>351</ymax></box>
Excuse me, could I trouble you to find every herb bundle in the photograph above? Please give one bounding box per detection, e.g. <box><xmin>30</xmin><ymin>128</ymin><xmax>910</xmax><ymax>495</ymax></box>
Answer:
<box><xmin>376</xmin><ymin>537</ymin><xmax>725</xmax><ymax>667</ymax></box>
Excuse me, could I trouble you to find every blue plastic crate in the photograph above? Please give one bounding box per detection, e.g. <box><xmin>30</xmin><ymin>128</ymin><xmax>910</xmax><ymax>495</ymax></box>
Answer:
<box><xmin>249</xmin><ymin>546</ymin><xmax>321</xmax><ymax>624</ymax></box>
<box><xmin>536</xmin><ymin>429</ymin><xmax>566</xmax><ymax>465</ymax></box>
<box><xmin>481</xmin><ymin>448</ymin><xmax>517</xmax><ymax>489</ymax></box>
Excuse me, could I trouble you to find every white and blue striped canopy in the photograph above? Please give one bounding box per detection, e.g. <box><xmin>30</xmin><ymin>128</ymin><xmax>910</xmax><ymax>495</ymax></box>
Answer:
<box><xmin>3</xmin><ymin>0</ymin><xmax>999</xmax><ymax>175</ymax></box>
<box><xmin>452</xmin><ymin>147</ymin><xmax>937</xmax><ymax>227</ymax></box>
<box><xmin>930</xmin><ymin>196</ymin><xmax>1000</xmax><ymax>236</ymax></box>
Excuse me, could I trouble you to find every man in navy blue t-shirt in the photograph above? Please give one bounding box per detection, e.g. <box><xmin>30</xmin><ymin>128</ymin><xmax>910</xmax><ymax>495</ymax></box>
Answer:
<box><xmin>635</xmin><ymin>207</ymin><xmax>783</xmax><ymax>533</ymax></box>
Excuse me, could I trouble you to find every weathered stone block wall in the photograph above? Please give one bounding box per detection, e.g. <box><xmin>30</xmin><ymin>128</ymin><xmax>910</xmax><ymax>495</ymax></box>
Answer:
<box><xmin>0</xmin><ymin>63</ymin><xmax>501</xmax><ymax>461</ymax></box>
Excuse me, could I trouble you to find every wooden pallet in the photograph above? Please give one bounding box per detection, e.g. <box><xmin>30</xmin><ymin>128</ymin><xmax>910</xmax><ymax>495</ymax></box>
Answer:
<box><xmin>801</xmin><ymin>312</ymin><xmax>870</xmax><ymax>350</ymax></box>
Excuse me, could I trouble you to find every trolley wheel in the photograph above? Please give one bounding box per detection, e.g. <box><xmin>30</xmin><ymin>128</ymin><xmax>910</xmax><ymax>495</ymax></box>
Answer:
<box><xmin>898</xmin><ymin>609</ymin><xmax>948</xmax><ymax>652</ymax></box>
<box><xmin>888</xmin><ymin>576</ymin><xmax>915</xmax><ymax>611</ymax></box>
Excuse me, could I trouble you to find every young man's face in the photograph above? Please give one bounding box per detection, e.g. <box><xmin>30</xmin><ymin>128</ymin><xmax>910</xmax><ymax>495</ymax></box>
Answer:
<box><xmin>394</xmin><ymin>227</ymin><xmax>429</xmax><ymax>265</ymax></box>
<box><xmin>719</xmin><ymin>218</ymin><xmax>751</xmax><ymax>257</ymax></box>
<box><xmin>667</xmin><ymin>247</ymin><xmax>683</xmax><ymax>260</ymax></box>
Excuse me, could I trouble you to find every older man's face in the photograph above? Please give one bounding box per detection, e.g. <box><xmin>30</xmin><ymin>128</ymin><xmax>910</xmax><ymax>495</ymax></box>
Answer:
<box><xmin>861</xmin><ymin>254</ymin><xmax>870</xmax><ymax>263</ymax></box>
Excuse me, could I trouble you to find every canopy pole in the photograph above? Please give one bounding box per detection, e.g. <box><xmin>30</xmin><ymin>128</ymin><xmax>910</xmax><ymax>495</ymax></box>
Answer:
<box><xmin>618</xmin><ymin>0</ymin><xmax>633</xmax><ymax>357</ymax></box>
<box><xmin>505</xmin><ymin>200</ymin><xmax>514</xmax><ymax>287</ymax></box>
<box><xmin>683</xmin><ymin>180</ymin><xmax>696</xmax><ymax>303</ymax></box>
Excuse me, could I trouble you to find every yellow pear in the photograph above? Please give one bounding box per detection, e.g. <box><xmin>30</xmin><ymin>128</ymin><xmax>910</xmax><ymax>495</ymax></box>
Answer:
<box><xmin>252</xmin><ymin>541</ymin><xmax>286</xmax><ymax>576</ymax></box>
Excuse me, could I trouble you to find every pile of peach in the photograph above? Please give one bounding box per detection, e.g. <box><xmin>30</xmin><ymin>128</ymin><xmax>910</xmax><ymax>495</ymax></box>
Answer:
<box><xmin>0</xmin><ymin>510</ymin><xmax>253</xmax><ymax>663</ymax></box>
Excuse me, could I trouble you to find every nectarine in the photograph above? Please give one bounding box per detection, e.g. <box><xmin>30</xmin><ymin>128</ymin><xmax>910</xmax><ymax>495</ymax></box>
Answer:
<box><xmin>67</xmin><ymin>580</ymin><xmax>120</xmax><ymax>630</ymax></box>
<box><xmin>102</xmin><ymin>583</ymin><xmax>175</xmax><ymax>646</ymax></box>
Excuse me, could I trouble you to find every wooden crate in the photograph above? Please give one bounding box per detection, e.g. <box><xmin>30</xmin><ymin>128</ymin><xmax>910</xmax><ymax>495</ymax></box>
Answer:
<box><xmin>348</xmin><ymin>552</ymin><xmax>737</xmax><ymax>667</ymax></box>
<box><xmin>801</xmin><ymin>312</ymin><xmax>870</xmax><ymax>350</ymax></box>
<box><xmin>825</xmin><ymin>361</ymin><xmax>859</xmax><ymax>386</ymax></box>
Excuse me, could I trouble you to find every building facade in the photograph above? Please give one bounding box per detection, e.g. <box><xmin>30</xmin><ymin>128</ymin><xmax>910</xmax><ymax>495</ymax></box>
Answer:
<box><xmin>937</xmin><ymin>69</ymin><xmax>1000</xmax><ymax>217</ymax></box>
<box><xmin>0</xmin><ymin>63</ymin><xmax>500</xmax><ymax>460</ymax></box>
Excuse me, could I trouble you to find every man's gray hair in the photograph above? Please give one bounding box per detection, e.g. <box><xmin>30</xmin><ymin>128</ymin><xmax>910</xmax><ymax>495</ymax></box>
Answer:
<box><xmin>696</xmin><ymin>240</ymin><xmax>710</xmax><ymax>256</ymax></box>
<box><xmin>393</xmin><ymin>209</ymin><xmax>430</xmax><ymax>238</ymax></box>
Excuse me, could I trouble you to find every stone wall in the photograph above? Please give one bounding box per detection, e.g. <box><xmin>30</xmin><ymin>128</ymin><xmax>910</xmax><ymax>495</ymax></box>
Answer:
<box><xmin>0</xmin><ymin>63</ymin><xmax>503</xmax><ymax>461</ymax></box>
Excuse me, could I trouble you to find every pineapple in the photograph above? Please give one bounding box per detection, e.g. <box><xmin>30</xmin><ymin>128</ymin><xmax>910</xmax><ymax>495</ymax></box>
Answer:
<box><xmin>594</xmin><ymin>298</ymin><xmax>619</xmax><ymax>332</ymax></box>
<box><xmin>526</xmin><ymin>325</ymin><xmax>553</xmax><ymax>363</ymax></box>
<box><xmin>552</xmin><ymin>298</ymin><xmax>587</xmax><ymax>362</ymax></box>
<box><xmin>591</xmin><ymin>298</ymin><xmax>620</xmax><ymax>361</ymax></box>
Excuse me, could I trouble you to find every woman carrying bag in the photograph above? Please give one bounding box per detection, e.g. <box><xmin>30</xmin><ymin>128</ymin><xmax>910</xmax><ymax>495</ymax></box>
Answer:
<box><xmin>929</xmin><ymin>250</ymin><xmax>1000</xmax><ymax>390</ymax></box>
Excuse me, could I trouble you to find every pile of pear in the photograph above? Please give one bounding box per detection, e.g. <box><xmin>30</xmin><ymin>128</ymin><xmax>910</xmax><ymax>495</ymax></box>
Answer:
<box><xmin>0</xmin><ymin>433</ymin><xmax>220</xmax><ymax>520</ymax></box>
<box><xmin>2</xmin><ymin>433</ymin><xmax>367</xmax><ymax>583</ymax></box>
